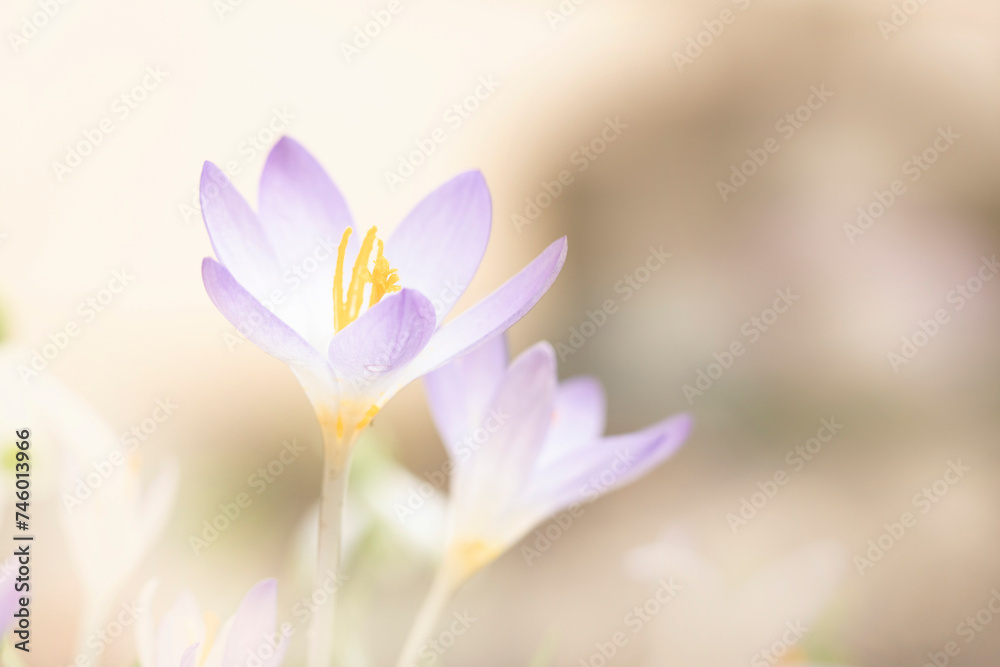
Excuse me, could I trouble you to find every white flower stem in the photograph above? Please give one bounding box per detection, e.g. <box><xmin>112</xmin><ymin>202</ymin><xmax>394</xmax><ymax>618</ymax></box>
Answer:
<box><xmin>307</xmin><ymin>429</ymin><xmax>356</xmax><ymax>667</ymax></box>
<box><xmin>395</xmin><ymin>562</ymin><xmax>462</xmax><ymax>667</ymax></box>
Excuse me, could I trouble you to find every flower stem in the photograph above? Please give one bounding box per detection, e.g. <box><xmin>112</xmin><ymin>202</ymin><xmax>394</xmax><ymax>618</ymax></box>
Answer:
<box><xmin>395</xmin><ymin>563</ymin><xmax>462</xmax><ymax>667</ymax></box>
<box><xmin>307</xmin><ymin>430</ymin><xmax>356</xmax><ymax>667</ymax></box>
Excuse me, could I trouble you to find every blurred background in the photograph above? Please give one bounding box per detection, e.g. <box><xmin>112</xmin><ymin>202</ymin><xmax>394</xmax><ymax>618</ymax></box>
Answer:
<box><xmin>2</xmin><ymin>0</ymin><xmax>1000</xmax><ymax>665</ymax></box>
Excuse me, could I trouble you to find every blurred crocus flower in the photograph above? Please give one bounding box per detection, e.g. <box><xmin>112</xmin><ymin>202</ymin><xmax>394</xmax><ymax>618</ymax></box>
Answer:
<box><xmin>54</xmin><ymin>397</ymin><xmax>177</xmax><ymax>661</ymax></box>
<box><xmin>0</xmin><ymin>344</ymin><xmax>177</xmax><ymax>660</ymax></box>
<box><xmin>61</xmin><ymin>448</ymin><xmax>178</xmax><ymax>644</ymax></box>
<box><xmin>425</xmin><ymin>336</ymin><xmax>692</xmax><ymax>579</ymax></box>
<box><xmin>396</xmin><ymin>336</ymin><xmax>690</xmax><ymax>666</ymax></box>
<box><xmin>136</xmin><ymin>579</ymin><xmax>288</xmax><ymax>667</ymax></box>
<box><xmin>199</xmin><ymin>137</ymin><xmax>567</xmax><ymax>462</ymax></box>
<box><xmin>626</xmin><ymin>531</ymin><xmax>849</xmax><ymax>666</ymax></box>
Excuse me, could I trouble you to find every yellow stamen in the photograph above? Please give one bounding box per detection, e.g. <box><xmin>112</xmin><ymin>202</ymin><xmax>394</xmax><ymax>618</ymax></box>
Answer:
<box><xmin>332</xmin><ymin>228</ymin><xmax>351</xmax><ymax>332</ymax></box>
<box><xmin>335</xmin><ymin>415</ymin><xmax>344</xmax><ymax>440</ymax></box>
<box><xmin>369</xmin><ymin>240</ymin><xmax>400</xmax><ymax>305</ymax></box>
<box><xmin>345</xmin><ymin>227</ymin><xmax>378</xmax><ymax>320</ymax></box>
<box><xmin>332</xmin><ymin>226</ymin><xmax>401</xmax><ymax>332</ymax></box>
<box><xmin>196</xmin><ymin>612</ymin><xmax>219</xmax><ymax>667</ymax></box>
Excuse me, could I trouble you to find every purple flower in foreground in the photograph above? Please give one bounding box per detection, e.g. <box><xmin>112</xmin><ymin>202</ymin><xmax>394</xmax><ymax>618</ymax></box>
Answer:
<box><xmin>424</xmin><ymin>335</ymin><xmax>692</xmax><ymax>577</ymax></box>
<box><xmin>135</xmin><ymin>579</ymin><xmax>286</xmax><ymax>667</ymax></box>
<box><xmin>199</xmin><ymin>137</ymin><xmax>566</xmax><ymax>461</ymax></box>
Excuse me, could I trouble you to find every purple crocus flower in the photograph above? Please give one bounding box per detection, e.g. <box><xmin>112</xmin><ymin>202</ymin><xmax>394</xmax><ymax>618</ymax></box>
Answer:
<box><xmin>396</xmin><ymin>336</ymin><xmax>691</xmax><ymax>665</ymax></box>
<box><xmin>136</xmin><ymin>578</ymin><xmax>287</xmax><ymax>667</ymax></box>
<box><xmin>199</xmin><ymin>137</ymin><xmax>567</xmax><ymax>460</ymax></box>
<box><xmin>424</xmin><ymin>335</ymin><xmax>693</xmax><ymax>577</ymax></box>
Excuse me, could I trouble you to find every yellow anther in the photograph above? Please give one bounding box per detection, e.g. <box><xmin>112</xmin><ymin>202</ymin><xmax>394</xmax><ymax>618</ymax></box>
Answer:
<box><xmin>369</xmin><ymin>240</ymin><xmax>400</xmax><ymax>305</ymax></box>
<box><xmin>332</xmin><ymin>226</ymin><xmax>401</xmax><ymax>333</ymax></box>
<box><xmin>332</xmin><ymin>228</ymin><xmax>351</xmax><ymax>332</ymax></box>
<box><xmin>345</xmin><ymin>227</ymin><xmax>378</xmax><ymax>319</ymax></box>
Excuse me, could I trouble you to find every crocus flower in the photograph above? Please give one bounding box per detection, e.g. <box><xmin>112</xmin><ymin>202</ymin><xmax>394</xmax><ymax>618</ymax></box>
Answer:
<box><xmin>201</xmin><ymin>137</ymin><xmax>566</xmax><ymax>667</ymax></box>
<box><xmin>199</xmin><ymin>137</ymin><xmax>567</xmax><ymax>464</ymax></box>
<box><xmin>396</xmin><ymin>336</ymin><xmax>691</xmax><ymax>666</ymax></box>
<box><xmin>199</xmin><ymin>137</ymin><xmax>565</xmax><ymax>667</ymax></box>
<box><xmin>136</xmin><ymin>579</ymin><xmax>287</xmax><ymax>667</ymax></box>
<box><xmin>425</xmin><ymin>335</ymin><xmax>692</xmax><ymax>578</ymax></box>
